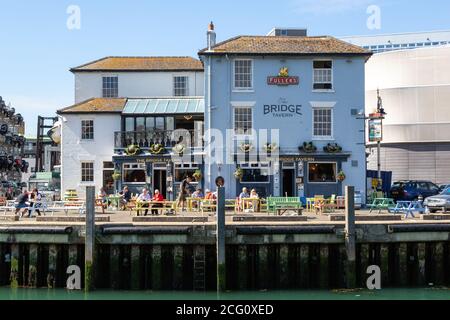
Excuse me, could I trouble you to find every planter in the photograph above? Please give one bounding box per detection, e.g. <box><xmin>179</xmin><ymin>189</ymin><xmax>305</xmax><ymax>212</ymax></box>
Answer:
<box><xmin>173</xmin><ymin>143</ymin><xmax>186</xmax><ymax>156</ymax></box>
<box><xmin>193</xmin><ymin>170</ymin><xmax>202</xmax><ymax>182</ymax></box>
<box><xmin>240</xmin><ymin>143</ymin><xmax>253</xmax><ymax>153</ymax></box>
<box><xmin>263</xmin><ymin>143</ymin><xmax>278</xmax><ymax>154</ymax></box>
<box><xmin>149</xmin><ymin>144</ymin><xmax>165</xmax><ymax>155</ymax></box>
<box><xmin>125</xmin><ymin>145</ymin><xmax>141</xmax><ymax>156</ymax></box>
<box><xmin>324</xmin><ymin>143</ymin><xmax>343</xmax><ymax>154</ymax></box>
<box><xmin>300</xmin><ymin>142</ymin><xmax>317</xmax><ymax>153</ymax></box>
<box><xmin>112</xmin><ymin>171</ymin><xmax>121</xmax><ymax>181</ymax></box>
<box><xmin>337</xmin><ymin>171</ymin><xmax>346</xmax><ymax>182</ymax></box>
<box><xmin>234</xmin><ymin>168</ymin><xmax>244</xmax><ymax>181</ymax></box>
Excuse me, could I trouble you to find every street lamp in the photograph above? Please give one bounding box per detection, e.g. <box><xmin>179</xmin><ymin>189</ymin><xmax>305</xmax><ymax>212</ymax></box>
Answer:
<box><xmin>368</xmin><ymin>89</ymin><xmax>388</xmax><ymax>190</ymax></box>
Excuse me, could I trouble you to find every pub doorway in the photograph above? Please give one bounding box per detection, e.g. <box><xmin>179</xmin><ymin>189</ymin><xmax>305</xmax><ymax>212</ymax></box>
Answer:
<box><xmin>153</xmin><ymin>164</ymin><xmax>167</xmax><ymax>199</ymax></box>
<box><xmin>282</xmin><ymin>162</ymin><xmax>296</xmax><ymax>197</ymax></box>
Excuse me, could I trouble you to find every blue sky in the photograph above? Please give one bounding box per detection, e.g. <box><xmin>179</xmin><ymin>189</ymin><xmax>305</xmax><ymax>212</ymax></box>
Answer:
<box><xmin>1</xmin><ymin>0</ymin><xmax>449</xmax><ymax>135</ymax></box>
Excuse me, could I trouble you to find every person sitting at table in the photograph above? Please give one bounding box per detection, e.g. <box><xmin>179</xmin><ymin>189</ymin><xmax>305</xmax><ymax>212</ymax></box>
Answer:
<box><xmin>150</xmin><ymin>189</ymin><xmax>165</xmax><ymax>215</ymax></box>
<box><xmin>248</xmin><ymin>189</ymin><xmax>259</xmax><ymax>212</ymax></box>
<box><xmin>238</xmin><ymin>187</ymin><xmax>250</xmax><ymax>211</ymax></box>
<box><xmin>119</xmin><ymin>186</ymin><xmax>132</xmax><ymax>209</ymax></box>
<box><xmin>191</xmin><ymin>188</ymin><xmax>204</xmax><ymax>209</ymax></box>
<box><xmin>137</xmin><ymin>188</ymin><xmax>152</xmax><ymax>216</ymax></box>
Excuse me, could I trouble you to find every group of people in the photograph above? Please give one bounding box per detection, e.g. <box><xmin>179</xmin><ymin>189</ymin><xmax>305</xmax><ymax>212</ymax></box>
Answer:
<box><xmin>14</xmin><ymin>188</ymin><xmax>43</xmax><ymax>217</ymax></box>
<box><xmin>238</xmin><ymin>187</ymin><xmax>260</xmax><ymax>212</ymax></box>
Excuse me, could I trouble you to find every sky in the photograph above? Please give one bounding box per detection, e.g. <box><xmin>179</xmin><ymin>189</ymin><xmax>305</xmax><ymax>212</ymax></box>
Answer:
<box><xmin>1</xmin><ymin>0</ymin><xmax>449</xmax><ymax>136</ymax></box>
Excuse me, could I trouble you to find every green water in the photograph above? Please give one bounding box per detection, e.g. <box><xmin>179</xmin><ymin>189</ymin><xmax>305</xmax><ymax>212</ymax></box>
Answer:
<box><xmin>0</xmin><ymin>288</ymin><xmax>449</xmax><ymax>300</ymax></box>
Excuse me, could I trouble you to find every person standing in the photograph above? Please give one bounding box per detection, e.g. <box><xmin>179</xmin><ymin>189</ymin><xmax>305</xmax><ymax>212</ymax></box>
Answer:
<box><xmin>28</xmin><ymin>188</ymin><xmax>42</xmax><ymax>217</ymax></box>
<box><xmin>15</xmin><ymin>190</ymin><xmax>29</xmax><ymax>217</ymax></box>
<box><xmin>177</xmin><ymin>176</ymin><xmax>192</xmax><ymax>212</ymax></box>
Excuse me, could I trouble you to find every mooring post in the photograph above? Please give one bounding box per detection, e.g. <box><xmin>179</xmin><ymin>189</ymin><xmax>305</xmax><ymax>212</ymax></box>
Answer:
<box><xmin>85</xmin><ymin>186</ymin><xmax>95</xmax><ymax>292</ymax></box>
<box><xmin>216</xmin><ymin>186</ymin><xmax>226</xmax><ymax>293</ymax></box>
<box><xmin>345</xmin><ymin>186</ymin><xmax>356</xmax><ymax>288</ymax></box>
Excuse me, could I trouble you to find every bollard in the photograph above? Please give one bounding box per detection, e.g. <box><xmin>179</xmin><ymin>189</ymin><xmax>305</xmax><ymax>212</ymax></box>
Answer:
<box><xmin>345</xmin><ymin>186</ymin><xmax>356</xmax><ymax>288</ymax></box>
<box><xmin>85</xmin><ymin>186</ymin><xmax>95</xmax><ymax>291</ymax></box>
<box><xmin>216</xmin><ymin>186</ymin><xmax>226</xmax><ymax>293</ymax></box>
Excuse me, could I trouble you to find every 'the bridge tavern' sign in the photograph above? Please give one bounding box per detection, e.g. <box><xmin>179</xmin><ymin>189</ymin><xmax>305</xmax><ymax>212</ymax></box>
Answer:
<box><xmin>267</xmin><ymin>67</ymin><xmax>300</xmax><ymax>86</ymax></box>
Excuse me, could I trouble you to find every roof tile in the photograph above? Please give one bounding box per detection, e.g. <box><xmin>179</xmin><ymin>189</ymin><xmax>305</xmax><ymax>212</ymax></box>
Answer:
<box><xmin>57</xmin><ymin>98</ymin><xmax>126</xmax><ymax>114</ymax></box>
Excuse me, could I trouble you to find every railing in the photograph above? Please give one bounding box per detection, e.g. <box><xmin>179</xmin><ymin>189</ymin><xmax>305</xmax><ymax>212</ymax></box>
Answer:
<box><xmin>114</xmin><ymin>130</ymin><xmax>203</xmax><ymax>149</ymax></box>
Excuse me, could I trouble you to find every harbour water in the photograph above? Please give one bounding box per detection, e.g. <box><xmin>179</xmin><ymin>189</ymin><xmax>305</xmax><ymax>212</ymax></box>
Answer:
<box><xmin>0</xmin><ymin>288</ymin><xmax>449</xmax><ymax>300</ymax></box>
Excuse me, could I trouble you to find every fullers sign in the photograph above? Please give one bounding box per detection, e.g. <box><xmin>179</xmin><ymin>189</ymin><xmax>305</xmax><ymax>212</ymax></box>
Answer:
<box><xmin>264</xmin><ymin>99</ymin><xmax>302</xmax><ymax>118</ymax></box>
<box><xmin>267</xmin><ymin>67</ymin><xmax>299</xmax><ymax>86</ymax></box>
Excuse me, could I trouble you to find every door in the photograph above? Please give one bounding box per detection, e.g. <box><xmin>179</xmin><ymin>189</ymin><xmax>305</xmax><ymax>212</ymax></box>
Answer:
<box><xmin>153</xmin><ymin>169</ymin><xmax>167</xmax><ymax>199</ymax></box>
<box><xmin>103</xmin><ymin>170</ymin><xmax>114</xmax><ymax>194</ymax></box>
<box><xmin>282</xmin><ymin>169</ymin><xmax>295</xmax><ymax>197</ymax></box>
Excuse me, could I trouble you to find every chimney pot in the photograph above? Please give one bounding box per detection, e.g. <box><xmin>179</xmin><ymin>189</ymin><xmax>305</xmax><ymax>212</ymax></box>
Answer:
<box><xmin>209</xmin><ymin>21</ymin><xmax>215</xmax><ymax>31</ymax></box>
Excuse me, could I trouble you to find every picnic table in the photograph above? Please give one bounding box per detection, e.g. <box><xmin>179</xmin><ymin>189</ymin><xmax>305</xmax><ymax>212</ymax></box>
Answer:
<box><xmin>275</xmin><ymin>202</ymin><xmax>303</xmax><ymax>216</ymax></box>
<box><xmin>134</xmin><ymin>201</ymin><xmax>175</xmax><ymax>216</ymax></box>
<box><xmin>368</xmin><ymin>198</ymin><xmax>396</xmax><ymax>214</ymax></box>
<box><xmin>107</xmin><ymin>195</ymin><xmax>122</xmax><ymax>211</ymax></box>
<box><xmin>389</xmin><ymin>201</ymin><xmax>425</xmax><ymax>218</ymax></box>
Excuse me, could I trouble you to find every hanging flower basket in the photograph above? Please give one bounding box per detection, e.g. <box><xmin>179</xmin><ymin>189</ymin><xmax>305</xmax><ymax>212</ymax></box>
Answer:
<box><xmin>112</xmin><ymin>171</ymin><xmax>121</xmax><ymax>181</ymax></box>
<box><xmin>337</xmin><ymin>171</ymin><xmax>346</xmax><ymax>182</ymax></box>
<box><xmin>300</xmin><ymin>142</ymin><xmax>317</xmax><ymax>153</ymax></box>
<box><xmin>149</xmin><ymin>144</ymin><xmax>165</xmax><ymax>155</ymax></box>
<box><xmin>193</xmin><ymin>169</ymin><xmax>203</xmax><ymax>182</ymax></box>
<box><xmin>125</xmin><ymin>144</ymin><xmax>141</xmax><ymax>156</ymax></box>
<box><xmin>324</xmin><ymin>143</ymin><xmax>343</xmax><ymax>154</ymax></box>
<box><xmin>263</xmin><ymin>143</ymin><xmax>278</xmax><ymax>154</ymax></box>
<box><xmin>240</xmin><ymin>143</ymin><xmax>253</xmax><ymax>153</ymax></box>
<box><xmin>234</xmin><ymin>167</ymin><xmax>244</xmax><ymax>180</ymax></box>
<box><xmin>173</xmin><ymin>143</ymin><xmax>186</xmax><ymax>155</ymax></box>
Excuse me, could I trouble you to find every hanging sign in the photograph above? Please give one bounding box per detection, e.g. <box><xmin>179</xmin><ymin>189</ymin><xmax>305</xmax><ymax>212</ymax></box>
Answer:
<box><xmin>267</xmin><ymin>67</ymin><xmax>299</xmax><ymax>86</ymax></box>
<box><xmin>369</xmin><ymin>119</ymin><xmax>383</xmax><ymax>142</ymax></box>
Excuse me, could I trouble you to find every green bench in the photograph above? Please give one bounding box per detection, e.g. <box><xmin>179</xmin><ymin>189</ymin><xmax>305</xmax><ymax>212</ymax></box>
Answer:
<box><xmin>267</xmin><ymin>197</ymin><xmax>303</xmax><ymax>215</ymax></box>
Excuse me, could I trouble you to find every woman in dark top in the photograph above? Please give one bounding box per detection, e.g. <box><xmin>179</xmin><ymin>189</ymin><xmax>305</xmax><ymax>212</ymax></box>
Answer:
<box><xmin>15</xmin><ymin>190</ymin><xmax>29</xmax><ymax>217</ymax></box>
<box><xmin>177</xmin><ymin>176</ymin><xmax>192</xmax><ymax>212</ymax></box>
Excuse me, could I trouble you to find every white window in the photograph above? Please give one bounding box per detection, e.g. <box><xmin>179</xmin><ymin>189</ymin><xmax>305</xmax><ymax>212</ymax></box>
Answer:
<box><xmin>102</xmin><ymin>76</ymin><xmax>118</xmax><ymax>98</ymax></box>
<box><xmin>313</xmin><ymin>108</ymin><xmax>333</xmax><ymax>139</ymax></box>
<box><xmin>81</xmin><ymin>162</ymin><xmax>94</xmax><ymax>183</ymax></box>
<box><xmin>313</xmin><ymin>61</ymin><xmax>333</xmax><ymax>91</ymax></box>
<box><xmin>123</xmin><ymin>163</ymin><xmax>146</xmax><ymax>184</ymax></box>
<box><xmin>234</xmin><ymin>60</ymin><xmax>253</xmax><ymax>89</ymax></box>
<box><xmin>81</xmin><ymin>120</ymin><xmax>94</xmax><ymax>140</ymax></box>
<box><xmin>174</xmin><ymin>76</ymin><xmax>189</xmax><ymax>96</ymax></box>
<box><xmin>234</xmin><ymin>107</ymin><xmax>253</xmax><ymax>136</ymax></box>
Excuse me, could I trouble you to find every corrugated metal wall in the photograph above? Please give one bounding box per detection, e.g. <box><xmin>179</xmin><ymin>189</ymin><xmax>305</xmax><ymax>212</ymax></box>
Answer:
<box><xmin>367</xmin><ymin>143</ymin><xmax>450</xmax><ymax>184</ymax></box>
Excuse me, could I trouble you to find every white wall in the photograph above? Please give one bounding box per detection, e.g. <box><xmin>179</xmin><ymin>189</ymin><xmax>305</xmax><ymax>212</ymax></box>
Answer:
<box><xmin>60</xmin><ymin>113</ymin><xmax>121</xmax><ymax>198</ymax></box>
<box><xmin>74</xmin><ymin>71</ymin><xmax>204</xmax><ymax>103</ymax></box>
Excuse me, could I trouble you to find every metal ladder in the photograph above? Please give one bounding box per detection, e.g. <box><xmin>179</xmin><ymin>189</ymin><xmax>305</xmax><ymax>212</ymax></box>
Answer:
<box><xmin>193</xmin><ymin>245</ymin><xmax>206</xmax><ymax>291</ymax></box>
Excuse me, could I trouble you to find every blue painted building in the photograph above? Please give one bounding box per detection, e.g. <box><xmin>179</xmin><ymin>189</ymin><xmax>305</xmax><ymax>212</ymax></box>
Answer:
<box><xmin>199</xmin><ymin>25</ymin><xmax>372</xmax><ymax>201</ymax></box>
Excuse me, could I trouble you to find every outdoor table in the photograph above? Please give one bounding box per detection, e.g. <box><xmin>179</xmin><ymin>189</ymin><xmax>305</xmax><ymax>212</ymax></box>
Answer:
<box><xmin>306</xmin><ymin>198</ymin><xmax>315</xmax><ymax>212</ymax></box>
<box><xmin>389</xmin><ymin>201</ymin><xmax>425</xmax><ymax>218</ymax></box>
<box><xmin>187</xmin><ymin>198</ymin><xmax>203</xmax><ymax>212</ymax></box>
<box><xmin>107</xmin><ymin>195</ymin><xmax>122</xmax><ymax>211</ymax></box>
<box><xmin>369</xmin><ymin>198</ymin><xmax>396</xmax><ymax>214</ymax></box>
<box><xmin>240</xmin><ymin>198</ymin><xmax>260</xmax><ymax>212</ymax></box>
<box><xmin>135</xmin><ymin>201</ymin><xmax>166</xmax><ymax>216</ymax></box>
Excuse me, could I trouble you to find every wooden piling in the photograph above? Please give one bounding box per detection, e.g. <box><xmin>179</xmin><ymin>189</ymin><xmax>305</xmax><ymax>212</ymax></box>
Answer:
<box><xmin>398</xmin><ymin>243</ymin><xmax>408</xmax><ymax>286</ymax></box>
<box><xmin>258</xmin><ymin>245</ymin><xmax>269</xmax><ymax>290</ymax></box>
<box><xmin>216</xmin><ymin>186</ymin><xmax>226</xmax><ymax>292</ymax></box>
<box><xmin>344</xmin><ymin>186</ymin><xmax>356</xmax><ymax>288</ymax></box>
<box><xmin>299</xmin><ymin>245</ymin><xmax>309</xmax><ymax>288</ymax></box>
<box><xmin>151</xmin><ymin>245</ymin><xmax>162</xmax><ymax>290</ymax></box>
<box><xmin>173</xmin><ymin>245</ymin><xmax>183</xmax><ymax>290</ymax></box>
<box><xmin>9</xmin><ymin>244</ymin><xmax>19</xmax><ymax>288</ymax></box>
<box><xmin>47</xmin><ymin>244</ymin><xmax>57</xmax><ymax>288</ymax></box>
<box><xmin>380</xmin><ymin>244</ymin><xmax>390</xmax><ymax>287</ymax></box>
<box><xmin>130</xmin><ymin>245</ymin><xmax>141</xmax><ymax>290</ymax></box>
<box><xmin>85</xmin><ymin>186</ymin><xmax>95</xmax><ymax>291</ymax></box>
<box><xmin>435</xmin><ymin>243</ymin><xmax>445</xmax><ymax>286</ymax></box>
<box><xmin>279</xmin><ymin>245</ymin><xmax>289</xmax><ymax>289</ymax></box>
<box><xmin>237</xmin><ymin>245</ymin><xmax>248</xmax><ymax>290</ymax></box>
<box><xmin>319</xmin><ymin>245</ymin><xmax>329</xmax><ymax>289</ymax></box>
<box><xmin>417</xmin><ymin>243</ymin><xmax>426</xmax><ymax>286</ymax></box>
<box><xmin>359</xmin><ymin>244</ymin><xmax>369</xmax><ymax>287</ymax></box>
<box><xmin>109</xmin><ymin>245</ymin><xmax>120</xmax><ymax>289</ymax></box>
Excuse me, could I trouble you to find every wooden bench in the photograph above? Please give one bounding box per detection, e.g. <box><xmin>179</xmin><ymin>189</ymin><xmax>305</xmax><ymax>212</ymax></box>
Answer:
<box><xmin>368</xmin><ymin>198</ymin><xmax>396</xmax><ymax>214</ymax></box>
<box><xmin>133</xmin><ymin>201</ymin><xmax>176</xmax><ymax>216</ymax></box>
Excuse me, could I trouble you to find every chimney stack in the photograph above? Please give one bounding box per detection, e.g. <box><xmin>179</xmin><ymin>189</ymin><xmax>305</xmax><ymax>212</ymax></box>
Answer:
<box><xmin>207</xmin><ymin>21</ymin><xmax>216</xmax><ymax>51</ymax></box>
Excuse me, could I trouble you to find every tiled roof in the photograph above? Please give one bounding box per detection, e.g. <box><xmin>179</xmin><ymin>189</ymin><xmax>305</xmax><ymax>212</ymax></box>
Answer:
<box><xmin>71</xmin><ymin>56</ymin><xmax>204</xmax><ymax>72</ymax></box>
<box><xmin>198</xmin><ymin>36</ymin><xmax>372</xmax><ymax>56</ymax></box>
<box><xmin>57</xmin><ymin>98</ymin><xmax>126</xmax><ymax>114</ymax></box>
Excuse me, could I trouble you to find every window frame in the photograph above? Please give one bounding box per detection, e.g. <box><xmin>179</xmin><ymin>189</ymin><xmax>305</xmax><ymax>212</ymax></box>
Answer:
<box><xmin>173</xmin><ymin>76</ymin><xmax>189</xmax><ymax>97</ymax></box>
<box><xmin>122</xmin><ymin>163</ymin><xmax>146</xmax><ymax>184</ymax></box>
<box><xmin>81</xmin><ymin>119</ymin><xmax>94</xmax><ymax>141</ymax></box>
<box><xmin>102</xmin><ymin>75</ymin><xmax>119</xmax><ymax>98</ymax></box>
<box><xmin>81</xmin><ymin>162</ymin><xmax>94</xmax><ymax>183</ymax></box>
<box><xmin>307</xmin><ymin>161</ymin><xmax>338</xmax><ymax>184</ymax></box>
<box><xmin>233</xmin><ymin>106</ymin><xmax>254</xmax><ymax>138</ymax></box>
<box><xmin>233</xmin><ymin>59</ymin><xmax>254</xmax><ymax>91</ymax></box>
<box><xmin>240</xmin><ymin>162</ymin><xmax>271</xmax><ymax>184</ymax></box>
<box><xmin>312</xmin><ymin>107</ymin><xmax>334</xmax><ymax>140</ymax></box>
<box><xmin>312</xmin><ymin>59</ymin><xmax>334</xmax><ymax>92</ymax></box>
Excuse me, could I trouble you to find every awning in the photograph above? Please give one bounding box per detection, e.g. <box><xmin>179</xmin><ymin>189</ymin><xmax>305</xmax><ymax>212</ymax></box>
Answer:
<box><xmin>123</xmin><ymin>98</ymin><xmax>204</xmax><ymax>115</ymax></box>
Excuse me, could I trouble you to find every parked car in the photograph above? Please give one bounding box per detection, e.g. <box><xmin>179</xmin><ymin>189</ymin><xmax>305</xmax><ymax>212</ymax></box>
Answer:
<box><xmin>389</xmin><ymin>180</ymin><xmax>440</xmax><ymax>202</ymax></box>
<box><xmin>423</xmin><ymin>187</ymin><xmax>450</xmax><ymax>213</ymax></box>
<box><xmin>439</xmin><ymin>184</ymin><xmax>450</xmax><ymax>193</ymax></box>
